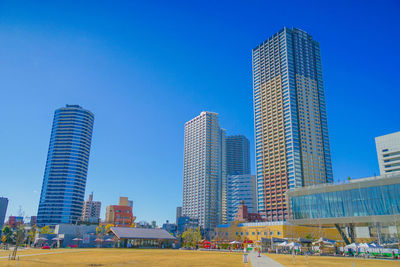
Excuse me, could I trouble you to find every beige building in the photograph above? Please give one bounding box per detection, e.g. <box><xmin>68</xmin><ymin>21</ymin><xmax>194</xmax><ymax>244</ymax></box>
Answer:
<box><xmin>81</xmin><ymin>192</ymin><xmax>101</xmax><ymax>223</ymax></box>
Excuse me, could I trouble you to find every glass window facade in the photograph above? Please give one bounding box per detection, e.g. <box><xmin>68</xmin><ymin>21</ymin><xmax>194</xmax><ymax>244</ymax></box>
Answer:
<box><xmin>37</xmin><ymin>105</ymin><xmax>94</xmax><ymax>226</ymax></box>
<box><xmin>289</xmin><ymin>179</ymin><xmax>400</xmax><ymax>220</ymax></box>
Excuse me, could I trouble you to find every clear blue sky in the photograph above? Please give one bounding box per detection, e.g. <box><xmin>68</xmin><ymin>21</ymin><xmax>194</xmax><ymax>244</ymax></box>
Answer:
<box><xmin>1</xmin><ymin>0</ymin><xmax>399</xmax><ymax>224</ymax></box>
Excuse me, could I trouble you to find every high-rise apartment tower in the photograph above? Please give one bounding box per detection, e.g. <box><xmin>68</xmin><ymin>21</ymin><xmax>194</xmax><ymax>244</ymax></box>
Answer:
<box><xmin>37</xmin><ymin>105</ymin><xmax>94</xmax><ymax>226</ymax></box>
<box><xmin>252</xmin><ymin>27</ymin><xmax>333</xmax><ymax>221</ymax></box>
<box><xmin>182</xmin><ymin>111</ymin><xmax>226</xmax><ymax>231</ymax></box>
<box><xmin>376</xmin><ymin>131</ymin><xmax>400</xmax><ymax>175</ymax></box>
<box><xmin>81</xmin><ymin>192</ymin><xmax>101</xmax><ymax>223</ymax></box>
<box><xmin>226</xmin><ymin>135</ymin><xmax>250</xmax><ymax>175</ymax></box>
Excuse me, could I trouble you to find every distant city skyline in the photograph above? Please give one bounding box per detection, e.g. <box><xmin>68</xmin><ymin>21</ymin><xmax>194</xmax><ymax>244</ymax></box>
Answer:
<box><xmin>1</xmin><ymin>1</ymin><xmax>399</xmax><ymax>224</ymax></box>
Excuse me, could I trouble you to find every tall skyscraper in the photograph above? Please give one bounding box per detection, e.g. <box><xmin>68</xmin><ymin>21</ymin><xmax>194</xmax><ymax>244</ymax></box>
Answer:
<box><xmin>226</xmin><ymin>135</ymin><xmax>250</xmax><ymax>175</ymax></box>
<box><xmin>37</xmin><ymin>105</ymin><xmax>94</xmax><ymax>226</ymax></box>
<box><xmin>226</xmin><ymin>174</ymin><xmax>256</xmax><ymax>222</ymax></box>
<box><xmin>252</xmin><ymin>27</ymin><xmax>333</xmax><ymax>221</ymax></box>
<box><xmin>375</xmin><ymin>131</ymin><xmax>400</xmax><ymax>175</ymax></box>
<box><xmin>176</xmin><ymin>206</ymin><xmax>182</xmax><ymax>224</ymax></box>
<box><xmin>81</xmin><ymin>192</ymin><xmax>101</xmax><ymax>223</ymax></box>
<box><xmin>0</xmin><ymin>197</ymin><xmax>8</xmax><ymax>229</ymax></box>
<box><xmin>182</xmin><ymin>111</ymin><xmax>226</xmax><ymax>231</ymax></box>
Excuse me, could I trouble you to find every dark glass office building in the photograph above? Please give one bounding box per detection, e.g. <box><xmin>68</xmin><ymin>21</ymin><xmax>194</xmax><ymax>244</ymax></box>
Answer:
<box><xmin>226</xmin><ymin>135</ymin><xmax>250</xmax><ymax>176</ymax></box>
<box><xmin>37</xmin><ymin>105</ymin><xmax>94</xmax><ymax>226</ymax></box>
<box><xmin>0</xmin><ymin>197</ymin><xmax>8</xmax><ymax>229</ymax></box>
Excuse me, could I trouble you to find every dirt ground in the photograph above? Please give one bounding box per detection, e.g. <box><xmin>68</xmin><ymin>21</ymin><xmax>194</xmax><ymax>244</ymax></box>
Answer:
<box><xmin>0</xmin><ymin>248</ymin><xmax>245</xmax><ymax>266</ymax></box>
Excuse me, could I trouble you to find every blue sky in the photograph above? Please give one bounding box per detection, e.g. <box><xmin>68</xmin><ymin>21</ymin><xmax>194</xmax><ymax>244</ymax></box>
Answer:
<box><xmin>0</xmin><ymin>0</ymin><xmax>399</xmax><ymax>224</ymax></box>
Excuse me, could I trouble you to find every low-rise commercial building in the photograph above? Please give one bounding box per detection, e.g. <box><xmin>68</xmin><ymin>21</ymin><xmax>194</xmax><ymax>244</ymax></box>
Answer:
<box><xmin>177</xmin><ymin>216</ymin><xmax>199</xmax><ymax>235</ymax></box>
<box><xmin>105</xmin><ymin>197</ymin><xmax>135</xmax><ymax>227</ymax></box>
<box><xmin>162</xmin><ymin>220</ymin><xmax>177</xmax><ymax>236</ymax></box>
<box><xmin>110</xmin><ymin>227</ymin><xmax>177</xmax><ymax>248</ymax></box>
<box><xmin>7</xmin><ymin>216</ymin><xmax>24</xmax><ymax>228</ymax></box>
<box><xmin>286</xmin><ymin>173</ymin><xmax>400</xmax><ymax>244</ymax></box>
<box><xmin>233</xmin><ymin>201</ymin><xmax>263</xmax><ymax>223</ymax></box>
<box><xmin>214</xmin><ymin>221</ymin><xmax>339</xmax><ymax>243</ymax></box>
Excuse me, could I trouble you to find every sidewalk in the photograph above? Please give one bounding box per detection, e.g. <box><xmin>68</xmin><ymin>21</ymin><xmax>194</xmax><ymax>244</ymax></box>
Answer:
<box><xmin>249</xmin><ymin>251</ymin><xmax>284</xmax><ymax>267</ymax></box>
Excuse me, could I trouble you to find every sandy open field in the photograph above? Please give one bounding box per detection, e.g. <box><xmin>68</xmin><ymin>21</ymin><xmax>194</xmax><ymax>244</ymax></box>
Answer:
<box><xmin>267</xmin><ymin>253</ymin><xmax>400</xmax><ymax>267</ymax></box>
<box><xmin>1</xmin><ymin>248</ymin><xmax>400</xmax><ymax>266</ymax></box>
<box><xmin>0</xmin><ymin>248</ymin><xmax>245</xmax><ymax>266</ymax></box>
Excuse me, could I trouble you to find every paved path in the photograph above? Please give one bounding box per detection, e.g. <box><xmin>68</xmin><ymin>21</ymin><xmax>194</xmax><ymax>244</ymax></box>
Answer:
<box><xmin>249</xmin><ymin>251</ymin><xmax>284</xmax><ymax>267</ymax></box>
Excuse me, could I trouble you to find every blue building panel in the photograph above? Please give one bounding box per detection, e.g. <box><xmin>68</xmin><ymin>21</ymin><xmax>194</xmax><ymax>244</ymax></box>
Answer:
<box><xmin>37</xmin><ymin>105</ymin><xmax>94</xmax><ymax>226</ymax></box>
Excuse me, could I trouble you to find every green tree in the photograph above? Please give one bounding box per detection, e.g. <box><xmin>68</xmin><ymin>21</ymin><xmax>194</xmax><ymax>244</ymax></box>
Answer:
<box><xmin>193</xmin><ymin>227</ymin><xmax>202</xmax><ymax>247</ymax></box>
<box><xmin>182</xmin><ymin>228</ymin><xmax>194</xmax><ymax>248</ymax></box>
<box><xmin>27</xmin><ymin>226</ymin><xmax>37</xmax><ymax>246</ymax></box>
<box><xmin>96</xmin><ymin>225</ymin><xmax>105</xmax><ymax>248</ymax></box>
<box><xmin>2</xmin><ymin>225</ymin><xmax>12</xmax><ymax>244</ymax></box>
<box><xmin>105</xmin><ymin>224</ymin><xmax>113</xmax><ymax>233</ymax></box>
<box><xmin>40</xmin><ymin>226</ymin><xmax>53</xmax><ymax>234</ymax></box>
<box><xmin>182</xmin><ymin>227</ymin><xmax>202</xmax><ymax>249</ymax></box>
<box><xmin>305</xmin><ymin>233</ymin><xmax>314</xmax><ymax>240</ymax></box>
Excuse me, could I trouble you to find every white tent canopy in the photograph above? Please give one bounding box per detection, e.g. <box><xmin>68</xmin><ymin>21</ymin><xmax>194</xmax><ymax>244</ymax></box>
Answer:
<box><xmin>344</xmin><ymin>243</ymin><xmax>359</xmax><ymax>249</ymax></box>
<box><xmin>277</xmin><ymin>241</ymin><xmax>288</xmax><ymax>247</ymax></box>
<box><xmin>277</xmin><ymin>241</ymin><xmax>301</xmax><ymax>248</ymax></box>
<box><xmin>312</xmin><ymin>237</ymin><xmax>336</xmax><ymax>246</ymax></box>
<box><xmin>359</xmin><ymin>243</ymin><xmax>374</xmax><ymax>248</ymax></box>
<box><xmin>287</xmin><ymin>242</ymin><xmax>301</xmax><ymax>248</ymax></box>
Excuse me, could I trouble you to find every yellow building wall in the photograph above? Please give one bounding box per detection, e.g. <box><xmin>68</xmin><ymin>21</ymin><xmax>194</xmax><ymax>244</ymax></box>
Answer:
<box><xmin>215</xmin><ymin>221</ymin><xmax>341</xmax><ymax>242</ymax></box>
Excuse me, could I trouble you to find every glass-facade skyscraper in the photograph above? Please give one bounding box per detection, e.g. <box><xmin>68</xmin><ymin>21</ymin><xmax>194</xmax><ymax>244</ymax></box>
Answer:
<box><xmin>182</xmin><ymin>111</ymin><xmax>226</xmax><ymax>231</ymax></box>
<box><xmin>37</xmin><ymin>105</ymin><xmax>94</xmax><ymax>226</ymax></box>
<box><xmin>226</xmin><ymin>135</ymin><xmax>250</xmax><ymax>176</ymax></box>
<box><xmin>0</xmin><ymin>197</ymin><xmax>8</xmax><ymax>230</ymax></box>
<box><xmin>253</xmin><ymin>27</ymin><xmax>333</xmax><ymax>221</ymax></box>
<box><xmin>226</xmin><ymin>174</ymin><xmax>256</xmax><ymax>222</ymax></box>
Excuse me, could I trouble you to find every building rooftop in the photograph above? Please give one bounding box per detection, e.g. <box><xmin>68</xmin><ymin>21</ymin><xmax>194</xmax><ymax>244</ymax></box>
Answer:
<box><xmin>110</xmin><ymin>227</ymin><xmax>176</xmax><ymax>240</ymax></box>
<box><xmin>286</xmin><ymin>173</ymin><xmax>400</xmax><ymax>196</ymax></box>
